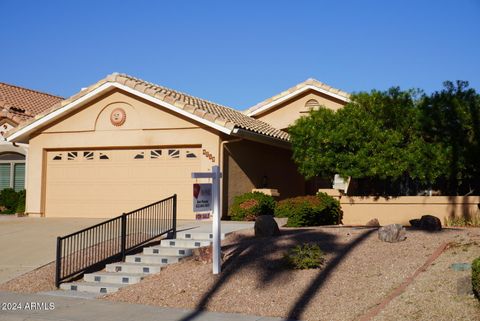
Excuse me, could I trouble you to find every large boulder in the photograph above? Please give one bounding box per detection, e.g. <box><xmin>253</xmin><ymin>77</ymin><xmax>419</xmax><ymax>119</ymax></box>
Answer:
<box><xmin>409</xmin><ymin>215</ymin><xmax>442</xmax><ymax>231</ymax></box>
<box><xmin>409</xmin><ymin>219</ymin><xmax>421</xmax><ymax>228</ymax></box>
<box><xmin>366</xmin><ymin>218</ymin><xmax>380</xmax><ymax>227</ymax></box>
<box><xmin>378</xmin><ymin>224</ymin><xmax>407</xmax><ymax>243</ymax></box>
<box><xmin>419</xmin><ymin>215</ymin><xmax>442</xmax><ymax>231</ymax></box>
<box><xmin>255</xmin><ymin>215</ymin><xmax>280</xmax><ymax>237</ymax></box>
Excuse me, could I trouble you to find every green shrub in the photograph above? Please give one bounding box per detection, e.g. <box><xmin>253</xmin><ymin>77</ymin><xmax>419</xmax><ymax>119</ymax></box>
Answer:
<box><xmin>473</xmin><ymin>257</ymin><xmax>480</xmax><ymax>300</ymax></box>
<box><xmin>0</xmin><ymin>188</ymin><xmax>19</xmax><ymax>214</ymax></box>
<box><xmin>229</xmin><ymin>192</ymin><xmax>276</xmax><ymax>221</ymax></box>
<box><xmin>0</xmin><ymin>189</ymin><xmax>26</xmax><ymax>214</ymax></box>
<box><xmin>274</xmin><ymin>192</ymin><xmax>342</xmax><ymax>227</ymax></box>
<box><xmin>284</xmin><ymin>243</ymin><xmax>325</xmax><ymax>269</ymax></box>
<box><xmin>15</xmin><ymin>190</ymin><xmax>26</xmax><ymax>214</ymax></box>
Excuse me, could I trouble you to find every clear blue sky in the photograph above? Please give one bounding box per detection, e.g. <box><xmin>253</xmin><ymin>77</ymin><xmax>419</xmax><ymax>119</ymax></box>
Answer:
<box><xmin>1</xmin><ymin>0</ymin><xmax>479</xmax><ymax>109</ymax></box>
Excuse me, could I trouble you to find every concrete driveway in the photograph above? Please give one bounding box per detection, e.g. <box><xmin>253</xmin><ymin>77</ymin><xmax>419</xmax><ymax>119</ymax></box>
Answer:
<box><xmin>0</xmin><ymin>216</ymin><xmax>104</xmax><ymax>284</ymax></box>
<box><xmin>0</xmin><ymin>217</ymin><xmax>254</xmax><ymax>284</ymax></box>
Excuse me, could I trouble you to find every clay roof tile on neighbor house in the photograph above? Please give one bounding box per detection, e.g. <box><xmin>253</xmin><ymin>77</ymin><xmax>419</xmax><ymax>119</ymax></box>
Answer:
<box><xmin>7</xmin><ymin>73</ymin><xmax>290</xmax><ymax>142</ymax></box>
<box><xmin>244</xmin><ymin>78</ymin><xmax>350</xmax><ymax>116</ymax></box>
<box><xmin>0</xmin><ymin>82</ymin><xmax>63</xmax><ymax>124</ymax></box>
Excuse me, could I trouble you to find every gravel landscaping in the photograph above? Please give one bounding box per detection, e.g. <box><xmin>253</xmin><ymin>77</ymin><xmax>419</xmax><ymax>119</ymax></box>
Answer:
<box><xmin>373</xmin><ymin>235</ymin><xmax>480</xmax><ymax>321</ymax></box>
<box><xmin>1</xmin><ymin>226</ymin><xmax>479</xmax><ymax>321</ymax></box>
<box><xmin>104</xmin><ymin>227</ymin><xmax>480</xmax><ymax>321</ymax></box>
<box><xmin>0</xmin><ymin>261</ymin><xmax>56</xmax><ymax>293</ymax></box>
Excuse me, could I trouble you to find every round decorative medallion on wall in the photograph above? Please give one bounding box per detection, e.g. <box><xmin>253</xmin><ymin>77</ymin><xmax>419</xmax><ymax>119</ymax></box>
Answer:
<box><xmin>110</xmin><ymin>108</ymin><xmax>126</xmax><ymax>126</ymax></box>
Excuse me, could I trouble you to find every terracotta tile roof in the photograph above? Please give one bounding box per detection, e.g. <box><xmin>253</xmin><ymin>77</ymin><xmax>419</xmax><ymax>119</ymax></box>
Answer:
<box><xmin>245</xmin><ymin>78</ymin><xmax>350</xmax><ymax>115</ymax></box>
<box><xmin>10</xmin><ymin>73</ymin><xmax>289</xmax><ymax>141</ymax></box>
<box><xmin>0</xmin><ymin>82</ymin><xmax>63</xmax><ymax>124</ymax></box>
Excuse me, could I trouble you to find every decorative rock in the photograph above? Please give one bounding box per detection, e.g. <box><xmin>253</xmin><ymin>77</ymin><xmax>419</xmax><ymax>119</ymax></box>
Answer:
<box><xmin>366</xmin><ymin>218</ymin><xmax>380</xmax><ymax>227</ymax></box>
<box><xmin>192</xmin><ymin>245</ymin><xmax>213</xmax><ymax>264</ymax></box>
<box><xmin>409</xmin><ymin>219</ymin><xmax>421</xmax><ymax>228</ymax></box>
<box><xmin>419</xmin><ymin>215</ymin><xmax>442</xmax><ymax>231</ymax></box>
<box><xmin>255</xmin><ymin>215</ymin><xmax>280</xmax><ymax>237</ymax></box>
<box><xmin>378</xmin><ymin>224</ymin><xmax>407</xmax><ymax>243</ymax></box>
<box><xmin>409</xmin><ymin>215</ymin><xmax>442</xmax><ymax>231</ymax></box>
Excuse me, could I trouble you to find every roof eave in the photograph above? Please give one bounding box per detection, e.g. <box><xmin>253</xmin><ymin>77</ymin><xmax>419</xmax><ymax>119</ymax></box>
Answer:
<box><xmin>231</xmin><ymin>128</ymin><xmax>291</xmax><ymax>150</ymax></box>
<box><xmin>246</xmin><ymin>85</ymin><xmax>350</xmax><ymax>117</ymax></box>
<box><xmin>6</xmin><ymin>82</ymin><xmax>237</xmax><ymax>143</ymax></box>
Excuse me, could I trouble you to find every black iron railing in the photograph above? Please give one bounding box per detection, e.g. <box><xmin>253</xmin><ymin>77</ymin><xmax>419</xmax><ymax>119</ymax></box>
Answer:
<box><xmin>55</xmin><ymin>194</ymin><xmax>177</xmax><ymax>287</ymax></box>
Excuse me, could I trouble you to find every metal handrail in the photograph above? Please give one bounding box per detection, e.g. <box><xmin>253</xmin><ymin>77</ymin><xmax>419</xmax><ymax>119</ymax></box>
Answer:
<box><xmin>55</xmin><ymin>194</ymin><xmax>177</xmax><ymax>287</ymax></box>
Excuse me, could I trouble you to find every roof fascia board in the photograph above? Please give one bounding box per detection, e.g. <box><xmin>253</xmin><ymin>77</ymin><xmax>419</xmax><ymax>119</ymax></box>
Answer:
<box><xmin>113</xmin><ymin>83</ymin><xmax>232</xmax><ymax>135</ymax></box>
<box><xmin>7</xmin><ymin>82</ymin><xmax>113</xmax><ymax>143</ymax></box>
<box><xmin>247</xmin><ymin>85</ymin><xmax>350</xmax><ymax>117</ymax></box>
<box><xmin>7</xmin><ymin>82</ymin><xmax>233</xmax><ymax>142</ymax></box>
<box><xmin>232</xmin><ymin>128</ymin><xmax>291</xmax><ymax>150</ymax></box>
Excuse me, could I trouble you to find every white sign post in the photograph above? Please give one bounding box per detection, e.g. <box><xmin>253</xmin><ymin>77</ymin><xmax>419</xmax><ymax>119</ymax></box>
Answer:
<box><xmin>192</xmin><ymin>165</ymin><xmax>222</xmax><ymax>274</ymax></box>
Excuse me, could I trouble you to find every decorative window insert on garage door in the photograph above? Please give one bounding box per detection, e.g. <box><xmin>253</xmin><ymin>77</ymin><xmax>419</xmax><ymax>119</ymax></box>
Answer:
<box><xmin>45</xmin><ymin>147</ymin><xmax>201</xmax><ymax>218</ymax></box>
<box><xmin>0</xmin><ymin>153</ymin><xmax>26</xmax><ymax>191</ymax></box>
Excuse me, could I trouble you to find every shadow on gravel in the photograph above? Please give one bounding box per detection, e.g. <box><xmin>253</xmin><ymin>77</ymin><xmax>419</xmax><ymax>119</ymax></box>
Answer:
<box><xmin>177</xmin><ymin>227</ymin><xmax>376</xmax><ymax>321</ymax></box>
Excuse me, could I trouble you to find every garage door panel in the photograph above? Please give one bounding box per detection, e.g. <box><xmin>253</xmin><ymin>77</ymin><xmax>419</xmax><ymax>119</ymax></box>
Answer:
<box><xmin>45</xmin><ymin>148</ymin><xmax>200</xmax><ymax>218</ymax></box>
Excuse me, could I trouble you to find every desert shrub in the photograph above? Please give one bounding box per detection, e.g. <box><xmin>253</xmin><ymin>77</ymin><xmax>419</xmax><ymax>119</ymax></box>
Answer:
<box><xmin>229</xmin><ymin>192</ymin><xmax>276</xmax><ymax>221</ymax></box>
<box><xmin>274</xmin><ymin>192</ymin><xmax>342</xmax><ymax>227</ymax></box>
<box><xmin>15</xmin><ymin>190</ymin><xmax>26</xmax><ymax>214</ymax></box>
<box><xmin>284</xmin><ymin>243</ymin><xmax>325</xmax><ymax>269</ymax></box>
<box><xmin>444</xmin><ymin>212</ymin><xmax>480</xmax><ymax>227</ymax></box>
<box><xmin>0</xmin><ymin>188</ymin><xmax>19</xmax><ymax>214</ymax></box>
<box><xmin>473</xmin><ymin>257</ymin><xmax>480</xmax><ymax>300</ymax></box>
<box><xmin>0</xmin><ymin>189</ymin><xmax>26</xmax><ymax>214</ymax></box>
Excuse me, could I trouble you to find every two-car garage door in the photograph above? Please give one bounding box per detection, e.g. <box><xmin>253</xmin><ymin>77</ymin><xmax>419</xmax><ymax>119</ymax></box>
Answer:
<box><xmin>45</xmin><ymin>147</ymin><xmax>201</xmax><ymax>218</ymax></box>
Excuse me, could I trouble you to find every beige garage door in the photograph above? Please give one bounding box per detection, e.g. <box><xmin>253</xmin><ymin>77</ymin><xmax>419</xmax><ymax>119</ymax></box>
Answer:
<box><xmin>45</xmin><ymin>147</ymin><xmax>201</xmax><ymax>219</ymax></box>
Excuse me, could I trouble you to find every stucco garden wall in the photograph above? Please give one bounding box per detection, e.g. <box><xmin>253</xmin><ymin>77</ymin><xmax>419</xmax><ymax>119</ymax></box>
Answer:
<box><xmin>337</xmin><ymin>195</ymin><xmax>480</xmax><ymax>226</ymax></box>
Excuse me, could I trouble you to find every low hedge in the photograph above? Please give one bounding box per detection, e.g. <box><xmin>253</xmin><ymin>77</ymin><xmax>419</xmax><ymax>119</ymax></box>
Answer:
<box><xmin>229</xmin><ymin>192</ymin><xmax>276</xmax><ymax>221</ymax></box>
<box><xmin>473</xmin><ymin>257</ymin><xmax>480</xmax><ymax>300</ymax></box>
<box><xmin>0</xmin><ymin>188</ymin><xmax>26</xmax><ymax>214</ymax></box>
<box><xmin>274</xmin><ymin>192</ymin><xmax>342</xmax><ymax>227</ymax></box>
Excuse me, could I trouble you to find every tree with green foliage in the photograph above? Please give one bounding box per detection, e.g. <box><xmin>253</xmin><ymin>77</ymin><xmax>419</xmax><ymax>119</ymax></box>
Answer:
<box><xmin>419</xmin><ymin>81</ymin><xmax>480</xmax><ymax>195</ymax></box>
<box><xmin>290</xmin><ymin>87</ymin><xmax>445</xmax><ymax>195</ymax></box>
<box><xmin>290</xmin><ymin>82</ymin><xmax>480</xmax><ymax>196</ymax></box>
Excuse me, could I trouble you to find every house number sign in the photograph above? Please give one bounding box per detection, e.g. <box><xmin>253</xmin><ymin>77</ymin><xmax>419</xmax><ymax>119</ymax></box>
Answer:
<box><xmin>110</xmin><ymin>108</ymin><xmax>126</xmax><ymax>126</ymax></box>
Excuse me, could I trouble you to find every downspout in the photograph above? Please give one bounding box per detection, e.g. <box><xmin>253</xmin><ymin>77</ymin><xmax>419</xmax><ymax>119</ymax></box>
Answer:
<box><xmin>219</xmin><ymin>137</ymin><xmax>243</xmax><ymax>218</ymax></box>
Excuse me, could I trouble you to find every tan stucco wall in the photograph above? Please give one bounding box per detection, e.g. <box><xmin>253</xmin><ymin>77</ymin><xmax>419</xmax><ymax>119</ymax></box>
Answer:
<box><xmin>222</xmin><ymin>139</ymin><xmax>305</xmax><ymax>217</ymax></box>
<box><xmin>26</xmin><ymin>89</ymin><xmax>221</xmax><ymax>219</ymax></box>
<box><xmin>338</xmin><ymin>196</ymin><xmax>480</xmax><ymax>226</ymax></box>
<box><xmin>253</xmin><ymin>90</ymin><xmax>346</xmax><ymax>130</ymax></box>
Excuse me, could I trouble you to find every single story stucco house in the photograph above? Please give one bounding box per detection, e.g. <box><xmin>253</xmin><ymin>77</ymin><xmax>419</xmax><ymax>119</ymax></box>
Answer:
<box><xmin>6</xmin><ymin>74</ymin><xmax>349</xmax><ymax>219</ymax></box>
<box><xmin>0</xmin><ymin>82</ymin><xmax>62</xmax><ymax>192</ymax></box>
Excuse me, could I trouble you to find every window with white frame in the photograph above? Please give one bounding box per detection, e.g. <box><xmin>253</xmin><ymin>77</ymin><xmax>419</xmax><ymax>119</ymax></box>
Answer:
<box><xmin>0</xmin><ymin>153</ymin><xmax>26</xmax><ymax>191</ymax></box>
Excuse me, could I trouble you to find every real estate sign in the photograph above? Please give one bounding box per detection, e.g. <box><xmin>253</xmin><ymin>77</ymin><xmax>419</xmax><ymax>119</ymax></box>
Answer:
<box><xmin>193</xmin><ymin>183</ymin><xmax>212</xmax><ymax>212</ymax></box>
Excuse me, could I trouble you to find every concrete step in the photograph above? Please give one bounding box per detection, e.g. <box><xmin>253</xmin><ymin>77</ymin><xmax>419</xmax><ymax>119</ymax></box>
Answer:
<box><xmin>84</xmin><ymin>271</ymin><xmax>145</xmax><ymax>285</ymax></box>
<box><xmin>125</xmin><ymin>254</ymin><xmax>184</xmax><ymax>264</ymax></box>
<box><xmin>59</xmin><ymin>282</ymin><xmax>123</xmax><ymax>294</ymax></box>
<box><xmin>143</xmin><ymin>246</ymin><xmax>193</xmax><ymax>256</ymax></box>
<box><xmin>159</xmin><ymin>238</ymin><xmax>211</xmax><ymax>248</ymax></box>
<box><xmin>176</xmin><ymin>231</ymin><xmax>228</xmax><ymax>240</ymax></box>
<box><xmin>105</xmin><ymin>262</ymin><xmax>165</xmax><ymax>274</ymax></box>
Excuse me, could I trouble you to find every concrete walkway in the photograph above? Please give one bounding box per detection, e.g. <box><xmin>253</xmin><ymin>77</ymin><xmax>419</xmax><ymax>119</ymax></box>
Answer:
<box><xmin>0</xmin><ymin>291</ymin><xmax>290</xmax><ymax>321</ymax></box>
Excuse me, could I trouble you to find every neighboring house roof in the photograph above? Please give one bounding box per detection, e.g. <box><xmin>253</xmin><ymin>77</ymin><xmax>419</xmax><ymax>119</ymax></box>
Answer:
<box><xmin>244</xmin><ymin>78</ymin><xmax>350</xmax><ymax>117</ymax></box>
<box><xmin>6</xmin><ymin>73</ymin><xmax>290</xmax><ymax>144</ymax></box>
<box><xmin>0</xmin><ymin>82</ymin><xmax>63</xmax><ymax>124</ymax></box>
